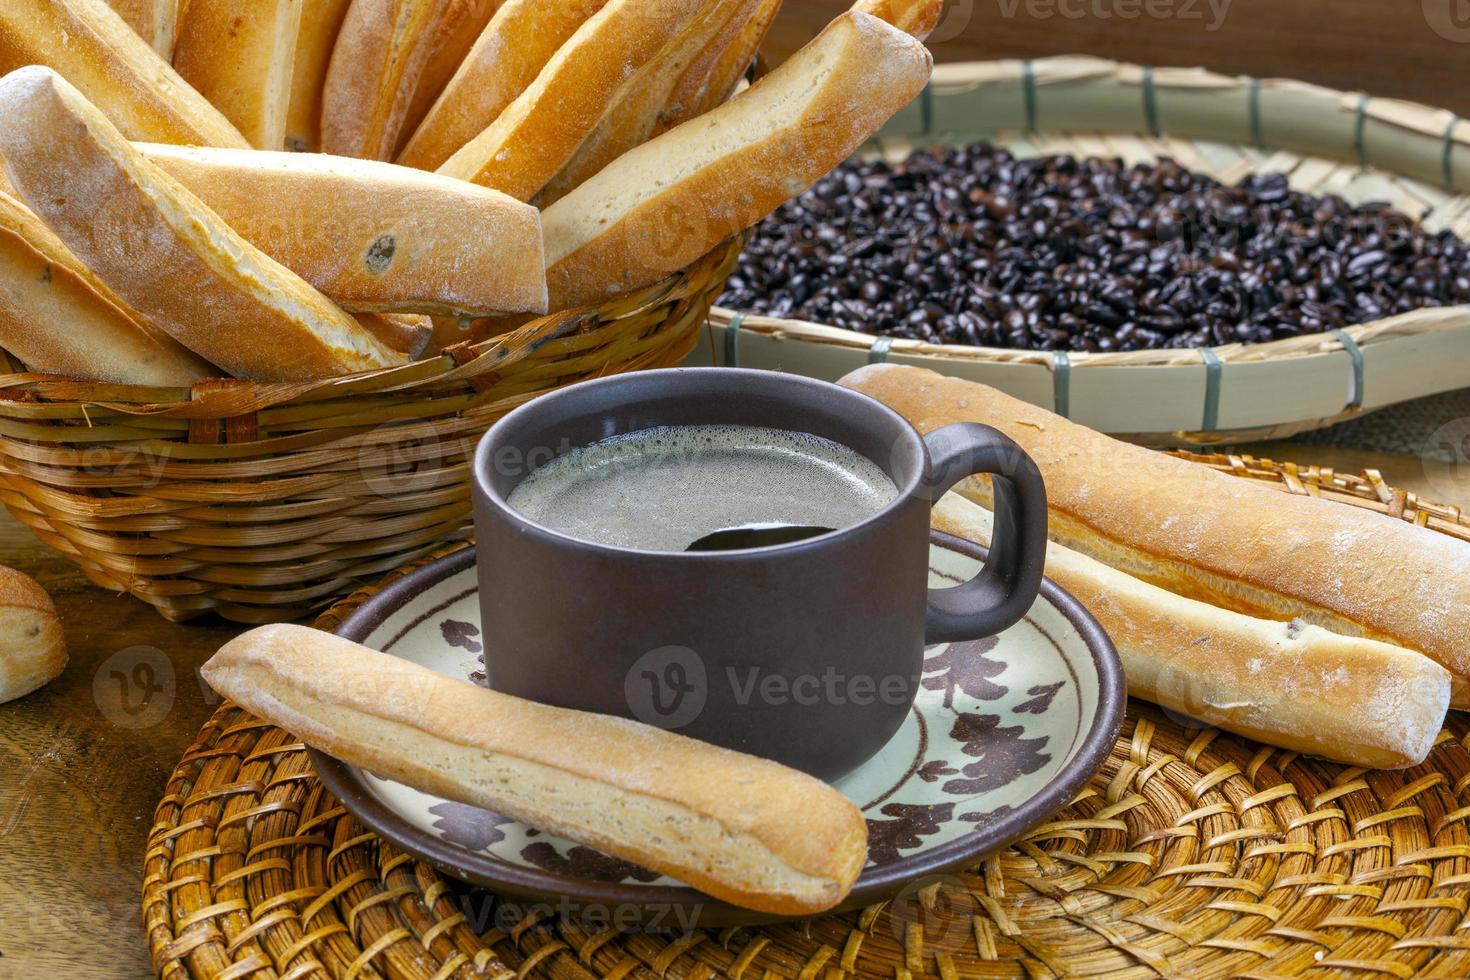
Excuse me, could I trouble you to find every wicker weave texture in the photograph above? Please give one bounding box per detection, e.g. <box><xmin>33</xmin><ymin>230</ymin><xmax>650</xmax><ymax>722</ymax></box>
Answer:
<box><xmin>0</xmin><ymin>239</ymin><xmax>741</xmax><ymax>624</ymax></box>
<box><xmin>144</xmin><ymin>454</ymin><xmax>1470</xmax><ymax>980</ymax></box>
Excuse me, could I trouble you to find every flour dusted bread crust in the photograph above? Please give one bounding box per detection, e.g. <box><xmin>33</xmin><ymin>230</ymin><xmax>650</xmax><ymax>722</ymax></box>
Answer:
<box><xmin>284</xmin><ymin>0</ymin><xmax>352</xmax><ymax>151</ymax></box>
<box><xmin>541</xmin><ymin>11</ymin><xmax>932</xmax><ymax>311</ymax></box>
<box><xmin>0</xmin><ymin>68</ymin><xmax>404</xmax><ymax>381</ymax></box>
<box><xmin>0</xmin><ymin>566</ymin><xmax>66</xmax><ymax>705</ymax></box>
<box><xmin>139</xmin><ymin>143</ymin><xmax>547</xmax><ymax>316</ymax></box>
<box><xmin>0</xmin><ymin>192</ymin><xmax>213</xmax><ymax>384</ymax></box>
<box><xmin>104</xmin><ymin>0</ymin><xmax>177</xmax><ymax>55</ymax></box>
<box><xmin>932</xmin><ymin>493</ymin><xmax>1450</xmax><ymax>769</ymax></box>
<box><xmin>841</xmin><ymin>364</ymin><xmax>1470</xmax><ymax>683</ymax></box>
<box><xmin>538</xmin><ymin>0</ymin><xmax>762</xmax><ymax>206</ymax></box>
<box><xmin>399</xmin><ymin>0</ymin><xmax>502</xmax><ymax>154</ymax></box>
<box><xmin>436</xmin><ymin>0</ymin><xmax>711</xmax><ymax>201</ymax></box>
<box><xmin>682</xmin><ymin>0</ymin><xmax>781</xmax><ymax>122</ymax></box>
<box><xmin>397</xmin><ymin>0</ymin><xmax>608</xmax><ymax>172</ymax></box>
<box><xmin>854</xmin><ymin>0</ymin><xmax>944</xmax><ymax>38</ymax></box>
<box><xmin>173</xmin><ymin>0</ymin><xmax>304</xmax><ymax>150</ymax></box>
<box><xmin>321</xmin><ymin>0</ymin><xmax>446</xmax><ymax>160</ymax></box>
<box><xmin>203</xmin><ymin>624</ymin><xmax>869</xmax><ymax>915</ymax></box>
<box><xmin>0</xmin><ymin>0</ymin><xmax>248</xmax><ymax>147</ymax></box>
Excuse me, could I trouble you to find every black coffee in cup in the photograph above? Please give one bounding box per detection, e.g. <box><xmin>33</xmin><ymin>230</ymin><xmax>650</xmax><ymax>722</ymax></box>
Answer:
<box><xmin>505</xmin><ymin>424</ymin><xmax>898</xmax><ymax>552</ymax></box>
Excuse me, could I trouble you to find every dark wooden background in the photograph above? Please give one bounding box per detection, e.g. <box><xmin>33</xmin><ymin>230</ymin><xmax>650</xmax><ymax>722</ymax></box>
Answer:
<box><xmin>768</xmin><ymin>0</ymin><xmax>1470</xmax><ymax>116</ymax></box>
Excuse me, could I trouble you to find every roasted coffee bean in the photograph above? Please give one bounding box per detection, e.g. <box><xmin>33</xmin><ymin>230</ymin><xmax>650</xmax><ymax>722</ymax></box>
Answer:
<box><xmin>720</xmin><ymin>142</ymin><xmax>1470</xmax><ymax>352</ymax></box>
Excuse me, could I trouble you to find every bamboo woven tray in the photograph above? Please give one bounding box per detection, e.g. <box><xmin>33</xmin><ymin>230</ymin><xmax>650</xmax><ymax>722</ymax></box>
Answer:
<box><xmin>145</xmin><ymin>453</ymin><xmax>1470</xmax><ymax>979</ymax></box>
<box><xmin>696</xmin><ymin>56</ymin><xmax>1470</xmax><ymax>446</ymax></box>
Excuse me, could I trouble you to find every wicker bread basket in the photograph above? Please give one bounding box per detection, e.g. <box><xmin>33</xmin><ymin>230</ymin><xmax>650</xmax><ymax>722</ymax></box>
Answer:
<box><xmin>0</xmin><ymin>238</ymin><xmax>743</xmax><ymax>623</ymax></box>
<box><xmin>696</xmin><ymin>56</ymin><xmax>1470</xmax><ymax>446</ymax></box>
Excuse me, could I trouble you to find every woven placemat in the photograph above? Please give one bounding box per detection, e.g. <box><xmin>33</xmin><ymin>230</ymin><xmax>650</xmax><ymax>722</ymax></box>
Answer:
<box><xmin>144</xmin><ymin>456</ymin><xmax>1470</xmax><ymax>980</ymax></box>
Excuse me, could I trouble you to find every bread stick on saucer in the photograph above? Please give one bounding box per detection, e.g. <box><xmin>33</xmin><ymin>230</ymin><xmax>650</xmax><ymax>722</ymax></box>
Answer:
<box><xmin>203</xmin><ymin>624</ymin><xmax>869</xmax><ymax>916</ymax></box>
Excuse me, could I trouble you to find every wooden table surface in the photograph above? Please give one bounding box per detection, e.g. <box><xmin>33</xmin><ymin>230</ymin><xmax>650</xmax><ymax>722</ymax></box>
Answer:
<box><xmin>0</xmin><ymin>441</ymin><xmax>1465</xmax><ymax>978</ymax></box>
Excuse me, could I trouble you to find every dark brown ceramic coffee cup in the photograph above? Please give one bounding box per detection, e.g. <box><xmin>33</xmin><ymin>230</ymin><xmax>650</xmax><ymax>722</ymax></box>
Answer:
<box><xmin>472</xmin><ymin>368</ymin><xmax>1047</xmax><ymax>780</ymax></box>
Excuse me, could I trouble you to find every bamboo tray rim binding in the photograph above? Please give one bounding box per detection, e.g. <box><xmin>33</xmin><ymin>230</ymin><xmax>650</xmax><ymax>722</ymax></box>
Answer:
<box><xmin>702</xmin><ymin>55</ymin><xmax>1470</xmax><ymax>444</ymax></box>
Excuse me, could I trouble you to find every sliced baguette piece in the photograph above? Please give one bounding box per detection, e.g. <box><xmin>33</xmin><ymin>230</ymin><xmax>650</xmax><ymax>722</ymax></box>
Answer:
<box><xmin>284</xmin><ymin>0</ymin><xmax>353</xmax><ymax>151</ymax></box>
<box><xmin>104</xmin><ymin>0</ymin><xmax>177</xmax><ymax>55</ymax></box>
<box><xmin>0</xmin><ymin>566</ymin><xmax>67</xmax><ymax>705</ymax></box>
<box><xmin>398</xmin><ymin>0</ymin><xmax>502</xmax><ymax>155</ymax></box>
<box><xmin>541</xmin><ymin>10</ymin><xmax>932</xmax><ymax>311</ymax></box>
<box><xmin>537</xmin><ymin>0</ymin><xmax>763</xmax><ymax>206</ymax></box>
<box><xmin>321</xmin><ymin>0</ymin><xmax>447</xmax><ymax>160</ymax></box>
<box><xmin>680</xmin><ymin>0</ymin><xmax>781</xmax><ymax>121</ymax></box>
<box><xmin>0</xmin><ymin>67</ymin><xmax>404</xmax><ymax>381</ymax></box>
<box><xmin>932</xmin><ymin>492</ymin><xmax>1450</xmax><ymax>769</ymax></box>
<box><xmin>840</xmin><ymin>363</ymin><xmax>1470</xmax><ymax>682</ymax></box>
<box><xmin>203</xmin><ymin>624</ymin><xmax>869</xmax><ymax>916</ymax></box>
<box><xmin>436</xmin><ymin>0</ymin><xmax>713</xmax><ymax>201</ymax></box>
<box><xmin>172</xmin><ymin>0</ymin><xmax>304</xmax><ymax>150</ymax></box>
<box><xmin>139</xmin><ymin>143</ymin><xmax>548</xmax><ymax>317</ymax></box>
<box><xmin>396</xmin><ymin>0</ymin><xmax>609</xmax><ymax>172</ymax></box>
<box><xmin>0</xmin><ymin>191</ymin><xmax>214</xmax><ymax>384</ymax></box>
<box><xmin>854</xmin><ymin>0</ymin><xmax>943</xmax><ymax>39</ymax></box>
<box><xmin>0</xmin><ymin>0</ymin><xmax>248</xmax><ymax>147</ymax></box>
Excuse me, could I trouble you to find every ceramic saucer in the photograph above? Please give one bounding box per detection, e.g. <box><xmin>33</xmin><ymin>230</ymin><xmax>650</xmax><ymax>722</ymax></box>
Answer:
<box><xmin>311</xmin><ymin>531</ymin><xmax>1124</xmax><ymax>926</ymax></box>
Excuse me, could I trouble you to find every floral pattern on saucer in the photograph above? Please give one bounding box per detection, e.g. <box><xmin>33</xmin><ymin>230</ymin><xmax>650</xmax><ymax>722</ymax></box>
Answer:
<box><xmin>346</xmin><ymin>539</ymin><xmax>1098</xmax><ymax>885</ymax></box>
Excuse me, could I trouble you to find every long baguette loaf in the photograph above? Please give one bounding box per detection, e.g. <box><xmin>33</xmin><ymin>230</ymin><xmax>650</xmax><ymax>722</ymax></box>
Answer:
<box><xmin>173</xmin><ymin>0</ymin><xmax>303</xmax><ymax>150</ymax></box>
<box><xmin>139</xmin><ymin>143</ymin><xmax>547</xmax><ymax>317</ymax></box>
<box><xmin>537</xmin><ymin>0</ymin><xmax>762</xmax><ymax>206</ymax></box>
<box><xmin>203</xmin><ymin>624</ymin><xmax>869</xmax><ymax>915</ymax></box>
<box><xmin>0</xmin><ymin>0</ymin><xmax>248</xmax><ymax>147</ymax></box>
<box><xmin>396</xmin><ymin>0</ymin><xmax>609</xmax><ymax>172</ymax></box>
<box><xmin>398</xmin><ymin>0</ymin><xmax>502</xmax><ymax>155</ymax></box>
<box><xmin>321</xmin><ymin>0</ymin><xmax>446</xmax><ymax>160</ymax></box>
<box><xmin>436</xmin><ymin>0</ymin><xmax>711</xmax><ymax>201</ymax></box>
<box><xmin>681</xmin><ymin>0</ymin><xmax>781</xmax><ymax>122</ymax></box>
<box><xmin>284</xmin><ymin>0</ymin><xmax>352</xmax><ymax>151</ymax></box>
<box><xmin>840</xmin><ymin>364</ymin><xmax>1470</xmax><ymax>681</ymax></box>
<box><xmin>854</xmin><ymin>0</ymin><xmax>944</xmax><ymax>38</ymax></box>
<box><xmin>541</xmin><ymin>10</ymin><xmax>931</xmax><ymax>312</ymax></box>
<box><xmin>0</xmin><ymin>191</ymin><xmax>214</xmax><ymax>385</ymax></box>
<box><xmin>0</xmin><ymin>68</ymin><xmax>404</xmax><ymax>381</ymax></box>
<box><xmin>932</xmin><ymin>492</ymin><xmax>1450</xmax><ymax>769</ymax></box>
<box><xmin>104</xmin><ymin>0</ymin><xmax>177</xmax><ymax>55</ymax></box>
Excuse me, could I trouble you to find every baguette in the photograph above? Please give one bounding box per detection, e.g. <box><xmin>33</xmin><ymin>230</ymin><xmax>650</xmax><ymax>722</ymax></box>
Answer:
<box><xmin>104</xmin><ymin>0</ymin><xmax>177</xmax><ymax>55</ymax></box>
<box><xmin>541</xmin><ymin>11</ymin><xmax>932</xmax><ymax>311</ymax></box>
<box><xmin>284</xmin><ymin>0</ymin><xmax>353</xmax><ymax>151</ymax></box>
<box><xmin>172</xmin><ymin>0</ymin><xmax>303</xmax><ymax>149</ymax></box>
<box><xmin>682</xmin><ymin>0</ymin><xmax>781</xmax><ymax>121</ymax></box>
<box><xmin>203</xmin><ymin>624</ymin><xmax>869</xmax><ymax>915</ymax></box>
<box><xmin>398</xmin><ymin>0</ymin><xmax>502</xmax><ymax>155</ymax></box>
<box><xmin>357</xmin><ymin>312</ymin><xmax>431</xmax><ymax>358</ymax></box>
<box><xmin>933</xmin><ymin>492</ymin><xmax>1450</xmax><ymax>769</ymax></box>
<box><xmin>840</xmin><ymin>364</ymin><xmax>1470</xmax><ymax>682</ymax></box>
<box><xmin>436</xmin><ymin>0</ymin><xmax>712</xmax><ymax>201</ymax></box>
<box><xmin>537</xmin><ymin>0</ymin><xmax>764</xmax><ymax>206</ymax></box>
<box><xmin>139</xmin><ymin>143</ymin><xmax>548</xmax><ymax>317</ymax></box>
<box><xmin>321</xmin><ymin>0</ymin><xmax>447</xmax><ymax>160</ymax></box>
<box><xmin>0</xmin><ymin>192</ymin><xmax>213</xmax><ymax>385</ymax></box>
<box><xmin>396</xmin><ymin>0</ymin><xmax>609</xmax><ymax>172</ymax></box>
<box><xmin>854</xmin><ymin>0</ymin><xmax>944</xmax><ymax>39</ymax></box>
<box><xmin>0</xmin><ymin>68</ymin><xmax>404</xmax><ymax>381</ymax></box>
<box><xmin>0</xmin><ymin>0</ymin><xmax>248</xmax><ymax>147</ymax></box>
<box><xmin>0</xmin><ymin>567</ymin><xmax>67</xmax><ymax>705</ymax></box>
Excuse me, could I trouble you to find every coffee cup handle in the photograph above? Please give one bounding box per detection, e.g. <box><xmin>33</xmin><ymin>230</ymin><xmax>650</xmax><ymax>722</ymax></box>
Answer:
<box><xmin>920</xmin><ymin>423</ymin><xmax>1049</xmax><ymax>644</ymax></box>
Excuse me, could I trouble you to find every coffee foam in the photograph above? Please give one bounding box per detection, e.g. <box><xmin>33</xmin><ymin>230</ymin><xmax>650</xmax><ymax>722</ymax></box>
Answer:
<box><xmin>506</xmin><ymin>424</ymin><xmax>899</xmax><ymax>552</ymax></box>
